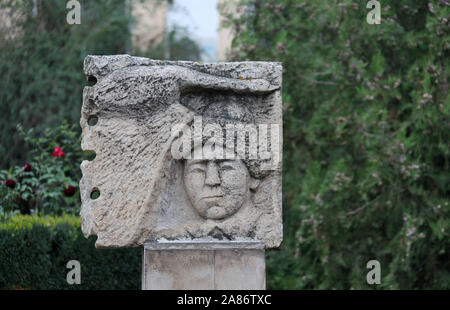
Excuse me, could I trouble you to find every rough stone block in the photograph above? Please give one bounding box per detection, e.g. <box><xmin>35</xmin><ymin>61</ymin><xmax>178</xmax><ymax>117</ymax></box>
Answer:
<box><xmin>80</xmin><ymin>55</ymin><xmax>283</xmax><ymax>249</ymax></box>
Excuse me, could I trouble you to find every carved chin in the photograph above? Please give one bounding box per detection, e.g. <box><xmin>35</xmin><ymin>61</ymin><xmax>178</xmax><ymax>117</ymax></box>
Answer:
<box><xmin>205</xmin><ymin>206</ymin><xmax>228</xmax><ymax>219</ymax></box>
<box><xmin>196</xmin><ymin>200</ymin><xmax>242</xmax><ymax>220</ymax></box>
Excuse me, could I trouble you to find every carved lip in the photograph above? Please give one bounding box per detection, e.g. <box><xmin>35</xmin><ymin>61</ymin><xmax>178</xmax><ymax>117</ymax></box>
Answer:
<box><xmin>201</xmin><ymin>195</ymin><xmax>223</xmax><ymax>200</ymax></box>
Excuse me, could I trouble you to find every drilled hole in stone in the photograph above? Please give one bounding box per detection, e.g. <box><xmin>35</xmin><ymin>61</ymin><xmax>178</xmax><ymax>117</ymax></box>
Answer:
<box><xmin>88</xmin><ymin>115</ymin><xmax>98</xmax><ymax>126</ymax></box>
<box><xmin>82</xmin><ymin>151</ymin><xmax>96</xmax><ymax>161</ymax></box>
<box><xmin>87</xmin><ymin>75</ymin><xmax>97</xmax><ymax>86</ymax></box>
<box><xmin>90</xmin><ymin>189</ymin><xmax>100</xmax><ymax>200</ymax></box>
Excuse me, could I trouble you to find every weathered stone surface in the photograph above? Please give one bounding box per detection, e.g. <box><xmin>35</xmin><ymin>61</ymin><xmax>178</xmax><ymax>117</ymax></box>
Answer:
<box><xmin>142</xmin><ymin>241</ymin><xmax>265</xmax><ymax>290</ymax></box>
<box><xmin>80</xmin><ymin>55</ymin><xmax>283</xmax><ymax>248</ymax></box>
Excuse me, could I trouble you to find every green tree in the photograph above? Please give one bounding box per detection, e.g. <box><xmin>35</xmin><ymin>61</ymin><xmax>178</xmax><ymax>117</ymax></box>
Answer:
<box><xmin>0</xmin><ymin>0</ymin><xmax>131</xmax><ymax>168</ymax></box>
<box><xmin>224</xmin><ymin>0</ymin><xmax>449</xmax><ymax>289</ymax></box>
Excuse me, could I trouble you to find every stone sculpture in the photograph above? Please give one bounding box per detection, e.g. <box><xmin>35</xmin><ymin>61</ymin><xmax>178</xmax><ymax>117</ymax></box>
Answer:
<box><xmin>80</xmin><ymin>55</ymin><xmax>283</xmax><ymax>249</ymax></box>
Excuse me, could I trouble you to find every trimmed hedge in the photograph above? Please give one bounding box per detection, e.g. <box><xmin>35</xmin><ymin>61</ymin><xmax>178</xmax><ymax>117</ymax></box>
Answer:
<box><xmin>0</xmin><ymin>215</ymin><xmax>141</xmax><ymax>290</ymax></box>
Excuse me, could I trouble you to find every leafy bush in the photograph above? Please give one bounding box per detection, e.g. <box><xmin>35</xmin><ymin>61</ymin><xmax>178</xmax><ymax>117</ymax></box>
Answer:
<box><xmin>0</xmin><ymin>214</ymin><xmax>140</xmax><ymax>290</ymax></box>
<box><xmin>0</xmin><ymin>121</ymin><xmax>84</xmax><ymax>215</ymax></box>
<box><xmin>224</xmin><ymin>0</ymin><xmax>450</xmax><ymax>289</ymax></box>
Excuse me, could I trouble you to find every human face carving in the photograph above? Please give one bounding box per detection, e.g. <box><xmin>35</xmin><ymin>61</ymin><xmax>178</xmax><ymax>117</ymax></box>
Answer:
<box><xmin>183</xmin><ymin>159</ymin><xmax>249</xmax><ymax>220</ymax></box>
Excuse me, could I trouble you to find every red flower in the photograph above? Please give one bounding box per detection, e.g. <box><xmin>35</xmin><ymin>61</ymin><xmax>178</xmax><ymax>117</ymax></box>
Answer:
<box><xmin>64</xmin><ymin>185</ymin><xmax>77</xmax><ymax>197</ymax></box>
<box><xmin>5</xmin><ymin>179</ymin><xmax>16</xmax><ymax>189</ymax></box>
<box><xmin>24</xmin><ymin>163</ymin><xmax>32</xmax><ymax>172</ymax></box>
<box><xmin>52</xmin><ymin>147</ymin><xmax>66</xmax><ymax>157</ymax></box>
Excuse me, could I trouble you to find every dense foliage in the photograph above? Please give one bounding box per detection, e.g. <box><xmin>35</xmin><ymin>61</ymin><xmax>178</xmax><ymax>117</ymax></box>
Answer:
<box><xmin>0</xmin><ymin>214</ymin><xmax>141</xmax><ymax>290</ymax></box>
<box><xmin>224</xmin><ymin>0</ymin><xmax>449</xmax><ymax>289</ymax></box>
<box><xmin>0</xmin><ymin>0</ymin><xmax>132</xmax><ymax>168</ymax></box>
<box><xmin>0</xmin><ymin>122</ymin><xmax>83</xmax><ymax>215</ymax></box>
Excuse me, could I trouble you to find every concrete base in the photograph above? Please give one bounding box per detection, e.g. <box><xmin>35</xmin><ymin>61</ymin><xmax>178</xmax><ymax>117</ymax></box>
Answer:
<box><xmin>142</xmin><ymin>241</ymin><xmax>265</xmax><ymax>290</ymax></box>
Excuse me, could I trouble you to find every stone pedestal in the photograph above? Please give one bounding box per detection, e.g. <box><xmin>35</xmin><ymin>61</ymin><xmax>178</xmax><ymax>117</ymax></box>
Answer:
<box><xmin>142</xmin><ymin>241</ymin><xmax>265</xmax><ymax>290</ymax></box>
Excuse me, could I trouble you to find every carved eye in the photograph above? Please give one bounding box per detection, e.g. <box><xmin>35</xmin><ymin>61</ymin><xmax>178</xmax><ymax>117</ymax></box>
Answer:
<box><xmin>189</xmin><ymin>165</ymin><xmax>205</xmax><ymax>173</ymax></box>
<box><xmin>191</xmin><ymin>168</ymin><xmax>205</xmax><ymax>173</ymax></box>
<box><xmin>220</xmin><ymin>164</ymin><xmax>235</xmax><ymax>171</ymax></box>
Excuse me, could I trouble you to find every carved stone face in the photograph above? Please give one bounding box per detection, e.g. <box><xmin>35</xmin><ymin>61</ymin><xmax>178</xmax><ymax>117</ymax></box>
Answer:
<box><xmin>183</xmin><ymin>159</ymin><xmax>250</xmax><ymax>220</ymax></box>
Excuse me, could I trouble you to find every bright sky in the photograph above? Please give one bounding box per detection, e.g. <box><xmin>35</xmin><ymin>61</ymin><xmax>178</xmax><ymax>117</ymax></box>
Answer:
<box><xmin>167</xmin><ymin>0</ymin><xmax>219</xmax><ymax>60</ymax></box>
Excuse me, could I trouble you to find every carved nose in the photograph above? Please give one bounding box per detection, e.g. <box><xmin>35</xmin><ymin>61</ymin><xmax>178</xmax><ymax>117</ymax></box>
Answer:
<box><xmin>205</xmin><ymin>162</ymin><xmax>220</xmax><ymax>186</ymax></box>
